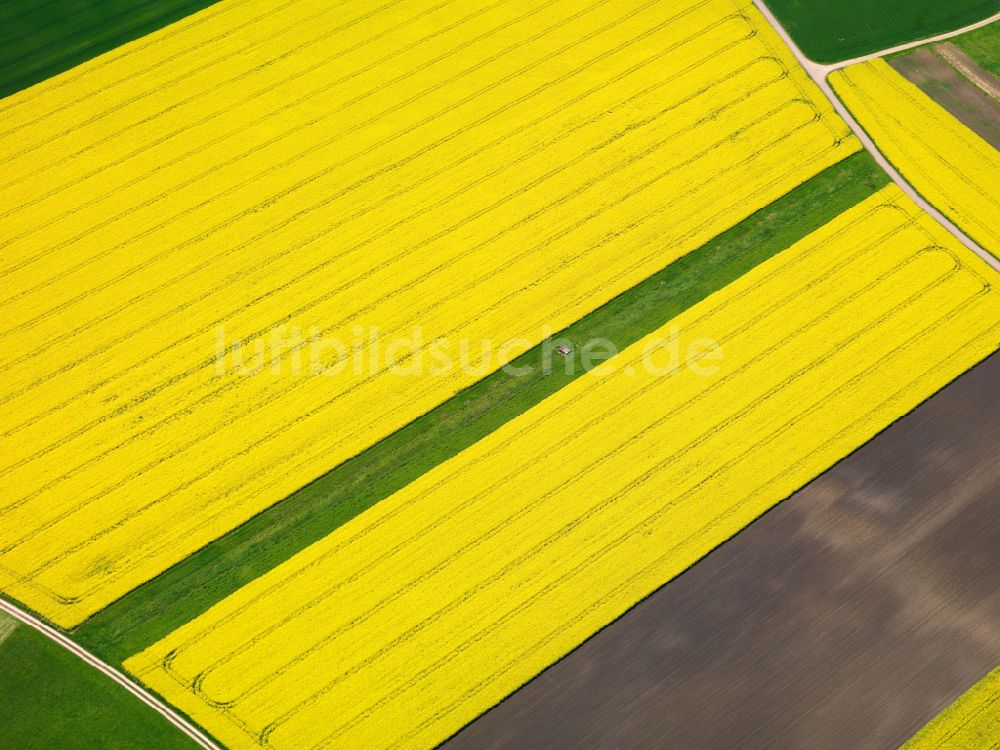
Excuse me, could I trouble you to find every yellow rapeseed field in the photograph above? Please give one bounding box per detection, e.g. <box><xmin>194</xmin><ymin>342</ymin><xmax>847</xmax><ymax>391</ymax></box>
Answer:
<box><xmin>127</xmin><ymin>186</ymin><xmax>1000</xmax><ymax>750</ymax></box>
<box><xmin>0</xmin><ymin>0</ymin><xmax>855</xmax><ymax>627</ymax></box>
<box><xmin>831</xmin><ymin>59</ymin><xmax>1000</xmax><ymax>256</ymax></box>
<box><xmin>902</xmin><ymin>665</ymin><xmax>1000</xmax><ymax>749</ymax></box>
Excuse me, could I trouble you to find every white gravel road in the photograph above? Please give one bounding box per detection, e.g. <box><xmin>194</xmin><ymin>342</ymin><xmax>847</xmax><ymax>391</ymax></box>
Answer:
<box><xmin>753</xmin><ymin>0</ymin><xmax>1000</xmax><ymax>274</ymax></box>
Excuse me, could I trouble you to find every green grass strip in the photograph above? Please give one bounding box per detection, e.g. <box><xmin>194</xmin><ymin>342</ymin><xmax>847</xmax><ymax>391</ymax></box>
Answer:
<box><xmin>74</xmin><ymin>151</ymin><xmax>889</xmax><ymax>664</ymax></box>
<box><xmin>0</xmin><ymin>0</ymin><xmax>224</xmax><ymax>100</ymax></box>
<box><xmin>0</xmin><ymin>612</ymin><xmax>195</xmax><ymax>749</ymax></box>
<box><xmin>954</xmin><ymin>18</ymin><xmax>1000</xmax><ymax>77</ymax></box>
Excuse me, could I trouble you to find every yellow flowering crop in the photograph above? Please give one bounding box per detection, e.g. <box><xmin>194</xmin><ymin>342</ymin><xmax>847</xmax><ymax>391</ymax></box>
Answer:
<box><xmin>0</xmin><ymin>0</ymin><xmax>854</xmax><ymax>627</ymax></box>
<box><xmin>902</xmin><ymin>665</ymin><xmax>1000</xmax><ymax>749</ymax></box>
<box><xmin>831</xmin><ymin>59</ymin><xmax>1000</xmax><ymax>256</ymax></box>
<box><xmin>127</xmin><ymin>186</ymin><xmax>1000</xmax><ymax>750</ymax></box>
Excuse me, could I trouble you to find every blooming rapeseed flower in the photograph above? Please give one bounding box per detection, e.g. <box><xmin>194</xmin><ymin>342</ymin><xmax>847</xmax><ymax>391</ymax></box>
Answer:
<box><xmin>127</xmin><ymin>186</ymin><xmax>1000</xmax><ymax>750</ymax></box>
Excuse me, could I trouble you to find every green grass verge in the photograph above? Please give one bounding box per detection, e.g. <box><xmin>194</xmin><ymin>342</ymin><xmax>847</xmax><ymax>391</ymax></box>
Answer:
<box><xmin>954</xmin><ymin>18</ymin><xmax>1000</xmax><ymax>77</ymax></box>
<box><xmin>73</xmin><ymin>151</ymin><xmax>889</xmax><ymax>665</ymax></box>
<box><xmin>766</xmin><ymin>0</ymin><xmax>1000</xmax><ymax>63</ymax></box>
<box><xmin>0</xmin><ymin>611</ymin><xmax>194</xmax><ymax>749</ymax></box>
<box><xmin>0</xmin><ymin>0</ymin><xmax>223</xmax><ymax>100</ymax></box>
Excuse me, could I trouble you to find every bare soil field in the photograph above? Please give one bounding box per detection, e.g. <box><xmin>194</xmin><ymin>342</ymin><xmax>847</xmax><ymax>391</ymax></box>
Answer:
<box><xmin>447</xmin><ymin>352</ymin><xmax>1000</xmax><ymax>750</ymax></box>
<box><xmin>891</xmin><ymin>46</ymin><xmax>1000</xmax><ymax>148</ymax></box>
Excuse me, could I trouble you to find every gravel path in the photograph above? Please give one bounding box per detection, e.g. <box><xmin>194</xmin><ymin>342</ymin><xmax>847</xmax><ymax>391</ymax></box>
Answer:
<box><xmin>0</xmin><ymin>598</ymin><xmax>219</xmax><ymax>750</ymax></box>
<box><xmin>752</xmin><ymin>0</ymin><xmax>1000</xmax><ymax>273</ymax></box>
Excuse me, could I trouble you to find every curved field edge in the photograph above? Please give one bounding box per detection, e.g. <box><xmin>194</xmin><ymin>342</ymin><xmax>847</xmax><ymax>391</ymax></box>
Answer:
<box><xmin>764</xmin><ymin>0</ymin><xmax>1000</xmax><ymax>64</ymax></box>
<box><xmin>829</xmin><ymin>61</ymin><xmax>1000</xmax><ymax>261</ymax></box>
<box><xmin>0</xmin><ymin>609</ymin><xmax>196</xmax><ymax>749</ymax></box>
<box><xmin>124</xmin><ymin>185</ymin><xmax>1000</xmax><ymax>750</ymax></box>
<box><xmin>901</xmin><ymin>664</ymin><xmax>1000</xmax><ymax>748</ymax></box>
<box><xmin>0</xmin><ymin>0</ymin><xmax>856</xmax><ymax>626</ymax></box>
<box><xmin>71</xmin><ymin>151</ymin><xmax>887</xmax><ymax>665</ymax></box>
<box><xmin>0</xmin><ymin>0</ymin><xmax>227</xmax><ymax>100</ymax></box>
<box><xmin>441</xmin><ymin>351</ymin><xmax>1000</xmax><ymax>750</ymax></box>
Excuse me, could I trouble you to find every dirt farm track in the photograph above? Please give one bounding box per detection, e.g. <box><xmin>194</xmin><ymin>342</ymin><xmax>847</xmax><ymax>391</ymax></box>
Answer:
<box><xmin>448</xmin><ymin>352</ymin><xmax>1000</xmax><ymax>750</ymax></box>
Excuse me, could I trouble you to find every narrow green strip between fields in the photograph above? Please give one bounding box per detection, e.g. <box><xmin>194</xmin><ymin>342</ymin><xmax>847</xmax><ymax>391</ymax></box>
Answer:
<box><xmin>953</xmin><ymin>18</ymin><xmax>1000</xmax><ymax>76</ymax></box>
<box><xmin>73</xmin><ymin>151</ymin><xmax>889</xmax><ymax>664</ymax></box>
<box><xmin>0</xmin><ymin>0</ymin><xmax>223</xmax><ymax>100</ymax></box>
<box><xmin>0</xmin><ymin>612</ymin><xmax>195</xmax><ymax>749</ymax></box>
